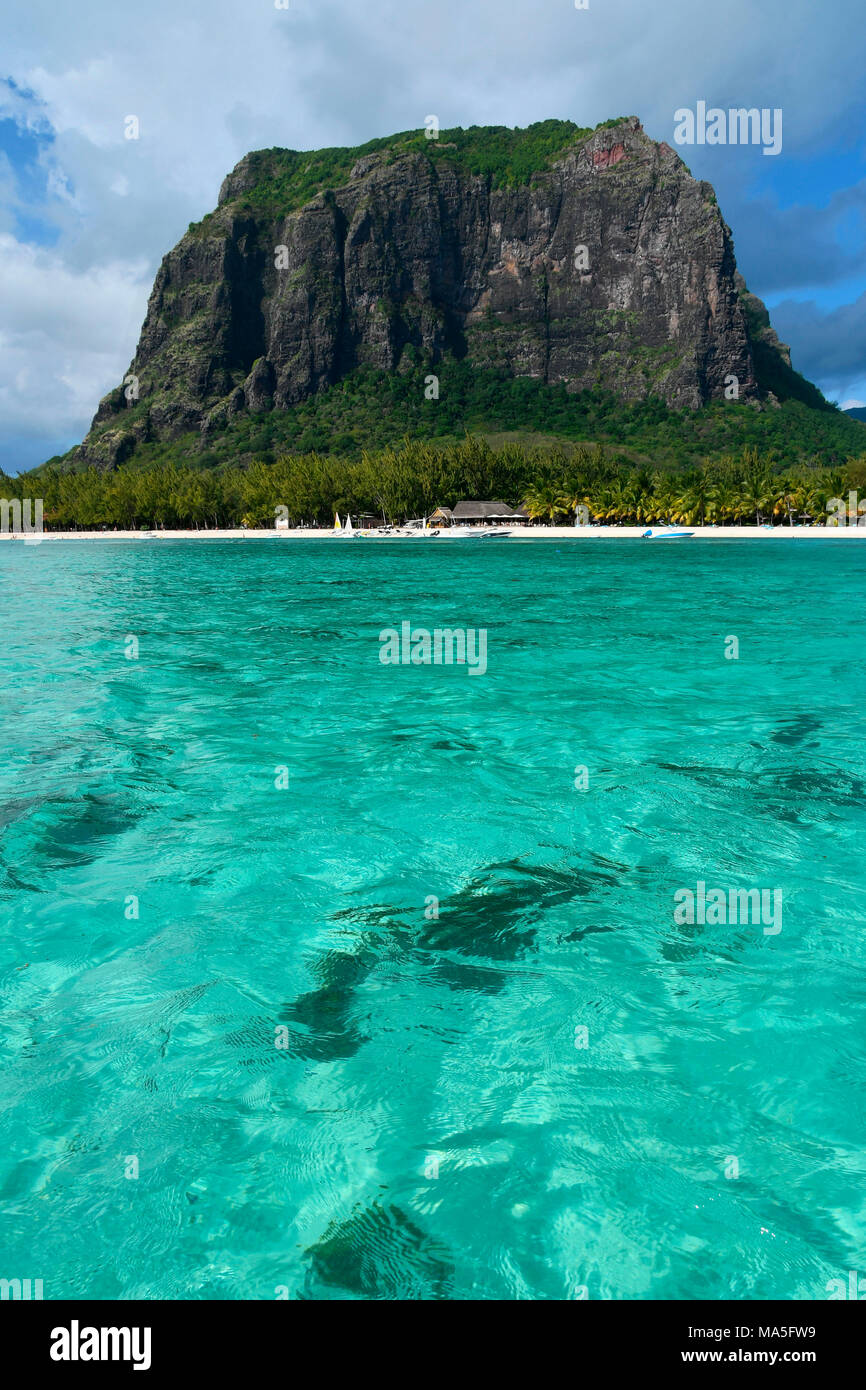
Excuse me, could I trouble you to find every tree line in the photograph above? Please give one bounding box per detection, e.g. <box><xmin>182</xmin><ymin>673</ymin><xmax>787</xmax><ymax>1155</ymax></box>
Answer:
<box><xmin>6</xmin><ymin>437</ymin><xmax>866</xmax><ymax>529</ymax></box>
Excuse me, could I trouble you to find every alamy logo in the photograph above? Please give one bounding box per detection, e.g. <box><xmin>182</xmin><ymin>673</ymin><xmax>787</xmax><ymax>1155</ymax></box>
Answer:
<box><xmin>673</xmin><ymin>881</ymin><xmax>782</xmax><ymax>935</ymax></box>
<box><xmin>0</xmin><ymin>497</ymin><xmax>43</xmax><ymax>545</ymax></box>
<box><xmin>826</xmin><ymin>1271</ymin><xmax>866</xmax><ymax>1299</ymax></box>
<box><xmin>674</xmin><ymin>103</ymin><xmax>782</xmax><ymax>156</ymax></box>
<box><xmin>379</xmin><ymin>621</ymin><xmax>488</xmax><ymax>675</ymax></box>
<box><xmin>50</xmin><ymin>1320</ymin><xmax>152</xmax><ymax>1371</ymax></box>
<box><xmin>0</xmin><ymin>1277</ymin><xmax>43</xmax><ymax>1299</ymax></box>
<box><xmin>826</xmin><ymin>492</ymin><xmax>866</xmax><ymax>526</ymax></box>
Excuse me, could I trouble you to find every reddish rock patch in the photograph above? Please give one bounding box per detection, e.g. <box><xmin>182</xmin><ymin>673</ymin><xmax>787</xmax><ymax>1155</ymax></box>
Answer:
<box><xmin>592</xmin><ymin>143</ymin><xmax>625</xmax><ymax>169</ymax></box>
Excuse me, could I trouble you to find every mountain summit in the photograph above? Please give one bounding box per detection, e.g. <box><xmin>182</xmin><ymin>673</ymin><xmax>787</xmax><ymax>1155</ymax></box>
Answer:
<box><xmin>75</xmin><ymin>118</ymin><xmax>822</xmax><ymax>468</ymax></box>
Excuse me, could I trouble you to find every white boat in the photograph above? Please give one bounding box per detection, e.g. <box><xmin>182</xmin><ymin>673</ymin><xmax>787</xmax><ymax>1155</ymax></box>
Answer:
<box><xmin>642</xmin><ymin>528</ymin><xmax>693</xmax><ymax>540</ymax></box>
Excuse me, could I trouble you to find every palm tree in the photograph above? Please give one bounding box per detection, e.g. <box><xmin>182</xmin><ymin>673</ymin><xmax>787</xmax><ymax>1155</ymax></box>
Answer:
<box><xmin>586</xmin><ymin>483</ymin><xmax>618</xmax><ymax>523</ymax></box>
<box><xmin>707</xmin><ymin>478</ymin><xmax>739</xmax><ymax>524</ymax></box>
<box><xmin>619</xmin><ymin>477</ymin><xmax>649</xmax><ymax>524</ymax></box>
<box><xmin>650</xmin><ymin>475</ymin><xmax>680</xmax><ymax>525</ymax></box>
<box><xmin>606</xmin><ymin>481</ymin><xmax>634</xmax><ymax>524</ymax></box>
<box><xmin>523</xmin><ymin>483</ymin><xmax>568</xmax><ymax>523</ymax></box>
<box><xmin>801</xmin><ymin>482</ymin><xmax>830</xmax><ymax>526</ymax></box>
<box><xmin>676</xmin><ymin>467</ymin><xmax>715</xmax><ymax>525</ymax></box>
<box><xmin>738</xmin><ymin>474</ymin><xmax>774</xmax><ymax>526</ymax></box>
<box><xmin>773</xmin><ymin>481</ymin><xmax>803</xmax><ymax>528</ymax></box>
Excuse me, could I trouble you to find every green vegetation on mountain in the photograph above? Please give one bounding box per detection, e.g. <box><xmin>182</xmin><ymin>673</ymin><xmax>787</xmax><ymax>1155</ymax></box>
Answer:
<box><xmin>44</xmin><ymin>360</ymin><xmax>866</xmax><ymax>480</ymax></box>
<box><xmin>198</xmin><ymin>119</ymin><xmax>598</xmax><ymax>227</ymax></box>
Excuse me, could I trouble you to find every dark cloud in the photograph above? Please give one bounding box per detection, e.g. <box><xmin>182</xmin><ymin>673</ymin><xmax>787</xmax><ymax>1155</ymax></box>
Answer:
<box><xmin>771</xmin><ymin>291</ymin><xmax>866</xmax><ymax>400</ymax></box>
<box><xmin>714</xmin><ymin>177</ymin><xmax>866</xmax><ymax>295</ymax></box>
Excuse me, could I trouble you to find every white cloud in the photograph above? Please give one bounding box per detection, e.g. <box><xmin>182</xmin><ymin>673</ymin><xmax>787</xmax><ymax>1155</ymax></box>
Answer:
<box><xmin>0</xmin><ymin>234</ymin><xmax>148</xmax><ymax>451</ymax></box>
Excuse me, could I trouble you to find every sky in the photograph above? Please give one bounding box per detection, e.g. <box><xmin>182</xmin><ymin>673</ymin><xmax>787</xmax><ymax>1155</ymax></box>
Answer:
<box><xmin>1</xmin><ymin>0</ymin><xmax>865</xmax><ymax>472</ymax></box>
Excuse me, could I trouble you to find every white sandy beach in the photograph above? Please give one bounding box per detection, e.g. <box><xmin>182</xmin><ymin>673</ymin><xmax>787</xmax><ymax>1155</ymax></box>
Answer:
<box><xmin>2</xmin><ymin>525</ymin><xmax>866</xmax><ymax>541</ymax></box>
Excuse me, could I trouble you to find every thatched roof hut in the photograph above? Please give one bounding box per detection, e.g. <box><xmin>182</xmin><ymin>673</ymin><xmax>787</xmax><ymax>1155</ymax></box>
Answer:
<box><xmin>451</xmin><ymin>500</ymin><xmax>518</xmax><ymax>523</ymax></box>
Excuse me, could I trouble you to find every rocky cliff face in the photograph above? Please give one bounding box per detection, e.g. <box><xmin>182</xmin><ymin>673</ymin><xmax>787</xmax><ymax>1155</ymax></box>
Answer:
<box><xmin>77</xmin><ymin>118</ymin><xmax>791</xmax><ymax>467</ymax></box>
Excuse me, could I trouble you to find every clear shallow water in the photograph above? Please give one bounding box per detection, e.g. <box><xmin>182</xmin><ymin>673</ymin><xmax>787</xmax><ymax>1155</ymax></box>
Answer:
<box><xmin>1</xmin><ymin>537</ymin><xmax>865</xmax><ymax>1301</ymax></box>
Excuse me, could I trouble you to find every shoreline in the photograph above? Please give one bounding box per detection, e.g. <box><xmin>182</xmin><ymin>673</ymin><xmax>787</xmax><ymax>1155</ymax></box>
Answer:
<box><xmin>3</xmin><ymin>525</ymin><xmax>866</xmax><ymax>542</ymax></box>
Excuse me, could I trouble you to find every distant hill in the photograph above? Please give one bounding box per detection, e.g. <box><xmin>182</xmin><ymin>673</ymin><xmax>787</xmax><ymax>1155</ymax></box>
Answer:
<box><xmin>843</xmin><ymin>406</ymin><xmax>866</xmax><ymax>422</ymax></box>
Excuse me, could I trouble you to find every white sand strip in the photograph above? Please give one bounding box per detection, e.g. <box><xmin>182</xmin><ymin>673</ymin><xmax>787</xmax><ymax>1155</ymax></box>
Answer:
<box><xmin>2</xmin><ymin>525</ymin><xmax>866</xmax><ymax>541</ymax></box>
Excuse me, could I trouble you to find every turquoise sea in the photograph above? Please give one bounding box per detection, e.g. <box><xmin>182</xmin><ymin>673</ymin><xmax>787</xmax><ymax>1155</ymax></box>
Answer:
<box><xmin>1</xmin><ymin>537</ymin><xmax>865</xmax><ymax>1300</ymax></box>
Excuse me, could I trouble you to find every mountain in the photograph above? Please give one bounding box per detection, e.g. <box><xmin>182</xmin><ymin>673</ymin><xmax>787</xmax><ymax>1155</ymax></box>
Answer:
<box><xmin>844</xmin><ymin>406</ymin><xmax>866</xmax><ymax>422</ymax></box>
<box><xmin>70</xmin><ymin>117</ymin><xmax>846</xmax><ymax>471</ymax></box>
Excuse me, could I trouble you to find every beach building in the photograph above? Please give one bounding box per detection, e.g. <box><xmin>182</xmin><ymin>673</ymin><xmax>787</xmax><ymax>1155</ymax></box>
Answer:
<box><xmin>449</xmin><ymin>500</ymin><xmax>521</xmax><ymax>527</ymax></box>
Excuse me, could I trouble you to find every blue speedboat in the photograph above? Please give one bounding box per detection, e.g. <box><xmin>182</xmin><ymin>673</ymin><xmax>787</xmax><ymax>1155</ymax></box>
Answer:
<box><xmin>641</xmin><ymin>528</ymin><xmax>694</xmax><ymax>539</ymax></box>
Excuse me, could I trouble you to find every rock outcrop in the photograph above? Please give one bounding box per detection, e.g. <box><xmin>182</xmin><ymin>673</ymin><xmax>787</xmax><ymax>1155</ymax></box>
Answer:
<box><xmin>75</xmin><ymin>117</ymin><xmax>801</xmax><ymax>467</ymax></box>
